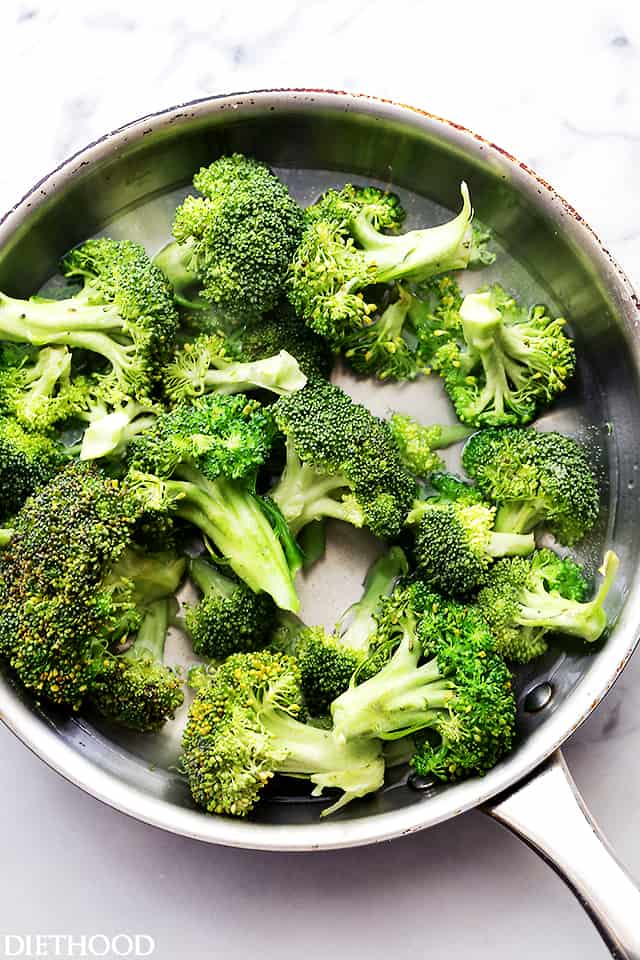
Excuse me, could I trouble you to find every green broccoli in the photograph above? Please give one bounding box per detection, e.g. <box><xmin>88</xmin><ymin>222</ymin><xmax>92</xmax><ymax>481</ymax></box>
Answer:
<box><xmin>390</xmin><ymin>413</ymin><xmax>473</xmax><ymax>477</ymax></box>
<box><xmin>275</xmin><ymin>547</ymin><xmax>408</xmax><ymax>715</ymax></box>
<box><xmin>341</xmin><ymin>286</ymin><xmax>426</xmax><ymax>381</ymax></box>
<box><xmin>0</xmin><ymin>415</ymin><xmax>65</xmax><ymax>523</ymax></box>
<box><xmin>476</xmin><ymin>548</ymin><xmax>618</xmax><ymax>662</ymax></box>
<box><xmin>0</xmin><ymin>239</ymin><xmax>179</xmax><ymax>403</ymax></box>
<box><xmin>184</xmin><ymin>556</ymin><xmax>277</xmax><ymax>659</ymax></box>
<box><xmin>406</xmin><ymin>473</ymin><xmax>535</xmax><ymax>596</ymax></box>
<box><xmin>288</xmin><ymin>183</ymin><xmax>473</xmax><ymax>347</ymax></box>
<box><xmin>164</xmin><ymin>333</ymin><xmax>307</xmax><ymax>404</ymax></box>
<box><xmin>89</xmin><ymin>596</ymin><xmax>184</xmax><ymax>732</ymax></box>
<box><xmin>269</xmin><ymin>381</ymin><xmax>417</xmax><ymax>538</ymax></box>
<box><xmin>241</xmin><ymin>305</ymin><xmax>334</xmax><ymax>383</ymax></box>
<box><xmin>126</xmin><ymin>393</ymin><xmax>299</xmax><ymax>611</ymax></box>
<box><xmin>73</xmin><ymin>374</ymin><xmax>162</xmax><ymax>461</ymax></box>
<box><xmin>0</xmin><ymin>463</ymin><xmax>142</xmax><ymax>707</ymax></box>
<box><xmin>156</xmin><ymin>154</ymin><xmax>304</xmax><ymax>320</ymax></box>
<box><xmin>0</xmin><ymin>529</ymin><xmax>13</xmax><ymax>547</ymax></box>
<box><xmin>435</xmin><ymin>287</ymin><xmax>575</xmax><ymax>426</ymax></box>
<box><xmin>181</xmin><ymin>651</ymin><xmax>385</xmax><ymax>818</ymax></box>
<box><xmin>0</xmin><ymin>344</ymin><xmax>80</xmax><ymax>432</ymax></box>
<box><xmin>462</xmin><ymin>427</ymin><xmax>600</xmax><ymax>545</ymax></box>
<box><xmin>331</xmin><ymin>583</ymin><xmax>516</xmax><ymax>781</ymax></box>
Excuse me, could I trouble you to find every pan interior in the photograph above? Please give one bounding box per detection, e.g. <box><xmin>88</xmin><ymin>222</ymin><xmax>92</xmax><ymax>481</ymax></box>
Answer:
<box><xmin>0</xmin><ymin>97</ymin><xmax>635</xmax><ymax>830</ymax></box>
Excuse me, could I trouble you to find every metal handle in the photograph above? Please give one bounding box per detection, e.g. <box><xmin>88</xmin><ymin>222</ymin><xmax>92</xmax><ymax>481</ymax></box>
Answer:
<box><xmin>483</xmin><ymin>750</ymin><xmax>640</xmax><ymax>958</ymax></box>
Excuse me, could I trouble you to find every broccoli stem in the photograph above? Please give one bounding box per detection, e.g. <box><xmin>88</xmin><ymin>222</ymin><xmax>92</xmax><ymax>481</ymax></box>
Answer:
<box><xmin>19</xmin><ymin>346</ymin><xmax>72</xmax><ymax>415</ymax></box>
<box><xmin>494</xmin><ymin>501</ymin><xmax>544</xmax><ymax>535</ymax></box>
<box><xmin>332</xmin><ymin>631</ymin><xmax>454</xmax><ymax>742</ymax></box>
<box><xmin>430</xmin><ymin>423</ymin><xmax>475</xmax><ymax>449</ymax></box>
<box><xmin>517</xmin><ymin>550</ymin><xmax>619</xmax><ymax>643</ymax></box>
<box><xmin>167</xmin><ymin>465</ymin><xmax>299</xmax><ymax>612</ymax></box>
<box><xmin>337</xmin><ymin>546</ymin><xmax>408</xmax><ymax>653</ymax></box>
<box><xmin>79</xmin><ymin>401</ymin><xmax>157</xmax><ymax>461</ymax></box>
<box><xmin>154</xmin><ymin>239</ymin><xmax>206</xmax><ymax>309</ymax></box>
<box><xmin>186</xmin><ymin>351</ymin><xmax>307</xmax><ymax>397</ymax></box>
<box><xmin>125</xmin><ymin>598</ymin><xmax>170</xmax><ymax>662</ymax></box>
<box><xmin>485</xmin><ymin>531</ymin><xmax>536</xmax><ymax>558</ymax></box>
<box><xmin>190</xmin><ymin>556</ymin><xmax>236</xmax><ymax>600</ymax></box>
<box><xmin>352</xmin><ymin>184</ymin><xmax>472</xmax><ymax>283</ymax></box>
<box><xmin>271</xmin><ymin>439</ymin><xmax>364</xmax><ymax>535</ymax></box>
<box><xmin>261</xmin><ymin>708</ymin><xmax>385</xmax><ymax>816</ymax></box>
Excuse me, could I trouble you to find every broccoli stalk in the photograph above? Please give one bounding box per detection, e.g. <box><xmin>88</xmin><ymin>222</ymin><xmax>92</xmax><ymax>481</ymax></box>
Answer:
<box><xmin>336</xmin><ymin>546</ymin><xmax>409</xmax><ymax>653</ymax></box>
<box><xmin>154</xmin><ymin>239</ymin><xmax>205</xmax><ymax>310</ymax></box>
<box><xmin>79</xmin><ymin>398</ymin><xmax>159</xmax><ymax>461</ymax></box>
<box><xmin>132</xmin><ymin>469</ymin><xmax>299</xmax><ymax>612</ymax></box>
<box><xmin>165</xmin><ymin>334</ymin><xmax>307</xmax><ymax>403</ymax></box>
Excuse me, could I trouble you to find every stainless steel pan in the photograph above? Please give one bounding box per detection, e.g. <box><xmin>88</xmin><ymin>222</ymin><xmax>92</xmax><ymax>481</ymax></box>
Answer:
<box><xmin>1</xmin><ymin>89</ymin><xmax>639</xmax><ymax>956</ymax></box>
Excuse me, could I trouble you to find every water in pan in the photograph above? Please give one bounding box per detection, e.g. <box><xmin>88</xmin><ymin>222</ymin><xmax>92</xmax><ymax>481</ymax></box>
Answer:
<box><xmin>33</xmin><ymin>167</ymin><xmax>613</xmax><ymax>818</ymax></box>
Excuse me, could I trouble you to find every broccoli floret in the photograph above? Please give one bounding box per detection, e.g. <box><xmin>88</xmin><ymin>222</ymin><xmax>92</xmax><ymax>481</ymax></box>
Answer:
<box><xmin>342</xmin><ymin>286</ymin><xmax>426</xmax><ymax>381</ymax></box>
<box><xmin>411</xmin><ymin>274</ymin><xmax>465</xmax><ymax>372</ymax></box>
<box><xmin>164</xmin><ymin>333</ymin><xmax>307</xmax><ymax>403</ymax></box>
<box><xmin>476</xmin><ymin>548</ymin><xmax>618</xmax><ymax>662</ymax></box>
<box><xmin>288</xmin><ymin>183</ymin><xmax>473</xmax><ymax>347</ymax></box>
<box><xmin>181</xmin><ymin>651</ymin><xmax>385</xmax><ymax>818</ymax></box>
<box><xmin>158</xmin><ymin>154</ymin><xmax>304</xmax><ymax>320</ymax></box>
<box><xmin>406</xmin><ymin>473</ymin><xmax>535</xmax><ymax>596</ymax></box>
<box><xmin>437</xmin><ymin>287</ymin><xmax>575</xmax><ymax>426</ymax></box>
<box><xmin>126</xmin><ymin>393</ymin><xmax>299</xmax><ymax>611</ymax></box>
<box><xmin>269</xmin><ymin>382</ymin><xmax>417</xmax><ymax>538</ymax></box>
<box><xmin>0</xmin><ymin>415</ymin><xmax>65</xmax><ymax>522</ymax></box>
<box><xmin>185</xmin><ymin>556</ymin><xmax>277</xmax><ymax>659</ymax></box>
<box><xmin>0</xmin><ymin>240</ymin><xmax>179</xmax><ymax>404</ymax></box>
<box><xmin>331</xmin><ymin>584</ymin><xmax>516</xmax><ymax>781</ymax></box>
<box><xmin>462</xmin><ymin>427</ymin><xmax>600</xmax><ymax>545</ymax></box>
<box><xmin>0</xmin><ymin>344</ymin><xmax>81</xmax><ymax>432</ymax></box>
<box><xmin>0</xmin><ymin>463</ymin><xmax>142</xmax><ymax>707</ymax></box>
<box><xmin>242</xmin><ymin>305</ymin><xmax>334</xmax><ymax>383</ymax></box>
<box><xmin>390</xmin><ymin>413</ymin><xmax>473</xmax><ymax>477</ymax></box>
<box><xmin>74</xmin><ymin>374</ymin><xmax>162</xmax><ymax>461</ymax></box>
<box><xmin>277</xmin><ymin>547</ymin><xmax>408</xmax><ymax>715</ymax></box>
<box><xmin>90</xmin><ymin>597</ymin><xmax>184</xmax><ymax>732</ymax></box>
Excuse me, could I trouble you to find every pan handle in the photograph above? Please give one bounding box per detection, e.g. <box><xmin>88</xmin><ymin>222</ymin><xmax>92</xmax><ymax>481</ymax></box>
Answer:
<box><xmin>483</xmin><ymin>750</ymin><xmax>640</xmax><ymax>958</ymax></box>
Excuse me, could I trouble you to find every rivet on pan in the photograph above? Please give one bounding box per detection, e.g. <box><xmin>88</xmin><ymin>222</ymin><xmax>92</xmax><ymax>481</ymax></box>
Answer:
<box><xmin>408</xmin><ymin>773</ymin><xmax>436</xmax><ymax>791</ymax></box>
<box><xmin>524</xmin><ymin>682</ymin><xmax>553</xmax><ymax>713</ymax></box>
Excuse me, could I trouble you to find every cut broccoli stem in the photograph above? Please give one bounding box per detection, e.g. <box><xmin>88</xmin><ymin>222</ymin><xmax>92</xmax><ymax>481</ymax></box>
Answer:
<box><xmin>261</xmin><ymin>709</ymin><xmax>385</xmax><ymax>816</ymax></box>
<box><xmin>80</xmin><ymin>401</ymin><xmax>158</xmax><ymax>461</ymax></box>
<box><xmin>0</xmin><ymin>528</ymin><xmax>13</xmax><ymax>547</ymax></box>
<box><xmin>154</xmin><ymin>239</ymin><xmax>206</xmax><ymax>309</ymax></box>
<box><xmin>0</xmin><ymin>291</ymin><xmax>126</xmax><ymax>335</ymax></box>
<box><xmin>271</xmin><ymin>438</ymin><xmax>364</xmax><ymax>535</ymax></box>
<box><xmin>175</xmin><ymin>350</ymin><xmax>307</xmax><ymax>398</ymax></box>
<box><xmin>485</xmin><ymin>531</ymin><xmax>536</xmax><ymax>557</ymax></box>
<box><xmin>352</xmin><ymin>183</ymin><xmax>473</xmax><ymax>283</ymax></box>
<box><xmin>429</xmin><ymin>424</ymin><xmax>476</xmax><ymax>449</ymax></box>
<box><xmin>459</xmin><ymin>292</ymin><xmax>512</xmax><ymax>420</ymax></box>
<box><xmin>517</xmin><ymin>549</ymin><xmax>619</xmax><ymax>642</ymax></box>
<box><xmin>124</xmin><ymin>597</ymin><xmax>171</xmax><ymax>663</ymax></box>
<box><xmin>337</xmin><ymin>546</ymin><xmax>408</xmax><ymax>653</ymax></box>
<box><xmin>494</xmin><ymin>501</ymin><xmax>544</xmax><ymax>534</ymax></box>
<box><xmin>164</xmin><ymin>465</ymin><xmax>299</xmax><ymax>612</ymax></box>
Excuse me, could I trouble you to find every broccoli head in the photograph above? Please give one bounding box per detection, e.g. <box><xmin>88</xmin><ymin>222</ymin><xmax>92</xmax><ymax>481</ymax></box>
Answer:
<box><xmin>181</xmin><ymin>652</ymin><xmax>385</xmax><ymax>818</ymax></box>
<box><xmin>159</xmin><ymin>154</ymin><xmax>304</xmax><ymax>320</ymax></box>
<box><xmin>462</xmin><ymin>427</ymin><xmax>600</xmax><ymax>545</ymax></box>
<box><xmin>331</xmin><ymin>583</ymin><xmax>516</xmax><ymax>781</ymax></box>
<box><xmin>436</xmin><ymin>286</ymin><xmax>575</xmax><ymax>427</ymax></box>
<box><xmin>270</xmin><ymin>382</ymin><xmax>417</xmax><ymax>538</ymax></box>
<box><xmin>476</xmin><ymin>548</ymin><xmax>618</xmax><ymax>662</ymax></box>
<box><xmin>0</xmin><ymin>344</ymin><xmax>81</xmax><ymax>432</ymax></box>
<box><xmin>184</xmin><ymin>556</ymin><xmax>277</xmax><ymax>660</ymax></box>
<box><xmin>0</xmin><ymin>415</ymin><xmax>65</xmax><ymax>523</ymax></box>
<box><xmin>389</xmin><ymin>413</ymin><xmax>473</xmax><ymax>477</ymax></box>
<box><xmin>289</xmin><ymin>183</ymin><xmax>473</xmax><ymax>347</ymax></box>
<box><xmin>407</xmin><ymin>473</ymin><xmax>535</xmax><ymax>596</ymax></box>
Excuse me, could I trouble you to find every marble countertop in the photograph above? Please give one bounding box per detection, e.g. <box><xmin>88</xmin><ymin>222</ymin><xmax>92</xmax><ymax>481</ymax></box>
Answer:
<box><xmin>2</xmin><ymin>2</ymin><xmax>640</xmax><ymax>957</ymax></box>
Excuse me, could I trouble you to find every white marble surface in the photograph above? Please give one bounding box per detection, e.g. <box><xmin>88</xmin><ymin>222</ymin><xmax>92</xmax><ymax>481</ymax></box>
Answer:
<box><xmin>1</xmin><ymin>1</ymin><xmax>640</xmax><ymax>957</ymax></box>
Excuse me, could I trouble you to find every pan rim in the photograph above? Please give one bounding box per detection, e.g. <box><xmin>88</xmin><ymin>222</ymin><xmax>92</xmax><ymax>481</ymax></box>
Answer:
<box><xmin>1</xmin><ymin>86</ymin><xmax>638</xmax><ymax>851</ymax></box>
